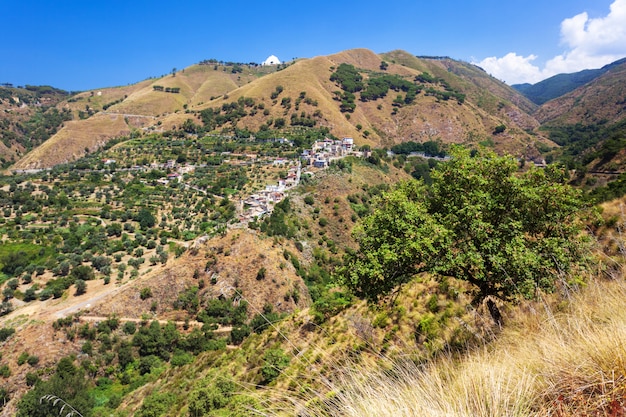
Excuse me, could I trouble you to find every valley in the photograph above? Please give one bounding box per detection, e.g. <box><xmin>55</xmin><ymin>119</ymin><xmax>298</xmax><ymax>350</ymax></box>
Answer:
<box><xmin>1</xmin><ymin>48</ymin><xmax>626</xmax><ymax>416</ymax></box>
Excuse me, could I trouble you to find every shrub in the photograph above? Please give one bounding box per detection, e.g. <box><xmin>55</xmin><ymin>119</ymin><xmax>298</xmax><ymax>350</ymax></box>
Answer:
<box><xmin>123</xmin><ymin>321</ymin><xmax>136</xmax><ymax>335</ymax></box>
<box><xmin>71</xmin><ymin>265</ymin><xmax>95</xmax><ymax>281</ymax></box>
<box><xmin>230</xmin><ymin>325</ymin><xmax>251</xmax><ymax>345</ymax></box>
<box><xmin>74</xmin><ymin>279</ymin><xmax>87</xmax><ymax>296</ymax></box>
<box><xmin>0</xmin><ymin>327</ymin><xmax>15</xmax><ymax>342</ymax></box>
<box><xmin>17</xmin><ymin>352</ymin><xmax>29</xmax><ymax>366</ymax></box>
<box><xmin>140</xmin><ymin>287</ymin><xmax>152</xmax><ymax>300</ymax></box>
<box><xmin>261</xmin><ymin>348</ymin><xmax>290</xmax><ymax>384</ymax></box>
<box><xmin>256</xmin><ymin>267</ymin><xmax>267</xmax><ymax>280</ymax></box>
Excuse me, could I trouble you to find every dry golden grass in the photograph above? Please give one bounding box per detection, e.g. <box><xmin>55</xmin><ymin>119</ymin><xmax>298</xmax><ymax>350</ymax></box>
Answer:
<box><xmin>270</xmin><ymin>277</ymin><xmax>626</xmax><ymax>417</ymax></box>
<box><xmin>12</xmin><ymin>113</ymin><xmax>135</xmax><ymax>169</ymax></box>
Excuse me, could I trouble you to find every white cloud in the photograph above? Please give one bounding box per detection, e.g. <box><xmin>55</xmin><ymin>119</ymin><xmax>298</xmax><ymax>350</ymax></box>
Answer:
<box><xmin>475</xmin><ymin>0</ymin><xmax>626</xmax><ymax>84</ymax></box>
<box><xmin>475</xmin><ymin>53</ymin><xmax>546</xmax><ymax>84</ymax></box>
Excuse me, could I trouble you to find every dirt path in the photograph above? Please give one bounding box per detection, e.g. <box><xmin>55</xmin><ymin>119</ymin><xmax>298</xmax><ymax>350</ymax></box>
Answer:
<box><xmin>2</xmin><ymin>271</ymin><xmax>156</xmax><ymax>327</ymax></box>
<box><xmin>52</xmin><ymin>282</ymin><xmax>129</xmax><ymax>319</ymax></box>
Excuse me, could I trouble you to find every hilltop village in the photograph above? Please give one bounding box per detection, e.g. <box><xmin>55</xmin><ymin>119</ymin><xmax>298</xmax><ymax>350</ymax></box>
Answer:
<box><xmin>238</xmin><ymin>137</ymin><xmax>357</xmax><ymax>221</ymax></box>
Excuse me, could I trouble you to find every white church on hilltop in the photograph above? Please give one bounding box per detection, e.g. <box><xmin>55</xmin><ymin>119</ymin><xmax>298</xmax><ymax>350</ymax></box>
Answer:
<box><xmin>262</xmin><ymin>55</ymin><xmax>281</xmax><ymax>66</ymax></box>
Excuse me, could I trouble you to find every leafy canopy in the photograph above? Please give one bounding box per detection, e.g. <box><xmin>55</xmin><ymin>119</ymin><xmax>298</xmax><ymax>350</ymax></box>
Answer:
<box><xmin>341</xmin><ymin>147</ymin><xmax>590</xmax><ymax>303</ymax></box>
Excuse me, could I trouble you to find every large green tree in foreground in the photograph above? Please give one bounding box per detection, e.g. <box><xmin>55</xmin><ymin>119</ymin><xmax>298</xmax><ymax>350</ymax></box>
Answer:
<box><xmin>341</xmin><ymin>147</ymin><xmax>590</xmax><ymax>308</ymax></box>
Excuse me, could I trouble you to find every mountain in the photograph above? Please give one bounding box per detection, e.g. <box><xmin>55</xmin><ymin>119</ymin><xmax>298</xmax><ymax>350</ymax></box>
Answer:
<box><xmin>512</xmin><ymin>57</ymin><xmax>626</xmax><ymax>105</ymax></box>
<box><xmin>534</xmin><ymin>58</ymin><xmax>626</xmax><ymax>126</ymax></box>
<box><xmin>6</xmin><ymin>49</ymin><xmax>547</xmax><ymax>171</ymax></box>
<box><xmin>526</xmin><ymin>57</ymin><xmax>626</xmax><ymax>193</ymax></box>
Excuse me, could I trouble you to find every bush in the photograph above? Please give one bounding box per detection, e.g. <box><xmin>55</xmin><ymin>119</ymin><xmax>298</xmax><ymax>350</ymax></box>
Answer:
<box><xmin>256</xmin><ymin>267</ymin><xmax>266</xmax><ymax>280</ymax></box>
<box><xmin>250</xmin><ymin>308</ymin><xmax>282</xmax><ymax>334</ymax></box>
<box><xmin>230</xmin><ymin>325</ymin><xmax>251</xmax><ymax>345</ymax></box>
<box><xmin>25</xmin><ymin>372</ymin><xmax>39</xmax><ymax>386</ymax></box>
<box><xmin>123</xmin><ymin>321</ymin><xmax>136</xmax><ymax>335</ymax></box>
<box><xmin>74</xmin><ymin>279</ymin><xmax>87</xmax><ymax>296</ymax></box>
<box><xmin>82</xmin><ymin>341</ymin><xmax>93</xmax><ymax>355</ymax></box>
<box><xmin>261</xmin><ymin>348</ymin><xmax>290</xmax><ymax>384</ymax></box>
<box><xmin>0</xmin><ymin>327</ymin><xmax>15</xmax><ymax>342</ymax></box>
<box><xmin>138</xmin><ymin>355</ymin><xmax>162</xmax><ymax>376</ymax></box>
<box><xmin>170</xmin><ymin>350</ymin><xmax>193</xmax><ymax>367</ymax></box>
<box><xmin>140</xmin><ymin>287</ymin><xmax>152</xmax><ymax>300</ymax></box>
<box><xmin>17</xmin><ymin>352</ymin><xmax>29</xmax><ymax>366</ymax></box>
<box><xmin>136</xmin><ymin>392</ymin><xmax>175</xmax><ymax>417</ymax></box>
<box><xmin>71</xmin><ymin>265</ymin><xmax>95</xmax><ymax>281</ymax></box>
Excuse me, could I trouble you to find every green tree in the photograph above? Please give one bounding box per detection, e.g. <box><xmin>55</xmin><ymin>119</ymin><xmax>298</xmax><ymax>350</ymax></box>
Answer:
<box><xmin>17</xmin><ymin>357</ymin><xmax>94</xmax><ymax>417</ymax></box>
<box><xmin>71</xmin><ymin>265</ymin><xmax>95</xmax><ymax>281</ymax></box>
<box><xmin>261</xmin><ymin>348</ymin><xmax>290</xmax><ymax>384</ymax></box>
<box><xmin>75</xmin><ymin>279</ymin><xmax>87</xmax><ymax>296</ymax></box>
<box><xmin>0</xmin><ymin>327</ymin><xmax>15</xmax><ymax>342</ymax></box>
<box><xmin>136</xmin><ymin>208</ymin><xmax>156</xmax><ymax>230</ymax></box>
<box><xmin>117</xmin><ymin>341</ymin><xmax>134</xmax><ymax>369</ymax></box>
<box><xmin>493</xmin><ymin>124</ymin><xmax>506</xmax><ymax>134</ymax></box>
<box><xmin>341</xmin><ymin>147</ymin><xmax>589</xmax><ymax>317</ymax></box>
<box><xmin>136</xmin><ymin>392</ymin><xmax>175</xmax><ymax>417</ymax></box>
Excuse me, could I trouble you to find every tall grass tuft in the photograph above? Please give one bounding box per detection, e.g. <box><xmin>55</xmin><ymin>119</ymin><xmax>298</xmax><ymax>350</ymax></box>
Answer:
<box><xmin>269</xmin><ymin>278</ymin><xmax>626</xmax><ymax>416</ymax></box>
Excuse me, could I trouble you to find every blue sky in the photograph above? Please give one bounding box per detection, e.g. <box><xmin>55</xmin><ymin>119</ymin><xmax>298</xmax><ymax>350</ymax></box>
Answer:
<box><xmin>2</xmin><ymin>0</ymin><xmax>625</xmax><ymax>91</ymax></box>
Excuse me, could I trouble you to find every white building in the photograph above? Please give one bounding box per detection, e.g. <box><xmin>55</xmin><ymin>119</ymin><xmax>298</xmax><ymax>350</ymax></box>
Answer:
<box><xmin>262</xmin><ymin>55</ymin><xmax>281</xmax><ymax>66</ymax></box>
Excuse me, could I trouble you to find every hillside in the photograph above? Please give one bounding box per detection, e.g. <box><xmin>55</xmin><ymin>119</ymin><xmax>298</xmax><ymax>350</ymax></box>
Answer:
<box><xmin>8</xmin><ymin>48</ymin><xmax>548</xmax><ymax>171</ymax></box>
<box><xmin>2</xmin><ymin>142</ymin><xmax>622</xmax><ymax>416</ymax></box>
<box><xmin>513</xmin><ymin>57</ymin><xmax>626</xmax><ymax>105</ymax></box>
<box><xmin>534</xmin><ymin>58</ymin><xmax>626</xmax><ymax>126</ymax></box>
<box><xmin>0</xmin><ymin>85</ymin><xmax>72</xmax><ymax>168</ymax></box>
<box><xmin>0</xmin><ymin>131</ymin><xmax>415</xmax><ymax>415</ymax></box>
<box><xmin>4</xmin><ymin>48</ymin><xmax>626</xmax><ymax>417</ymax></box>
<box><xmin>530</xmin><ymin>59</ymin><xmax>626</xmax><ymax>187</ymax></box>
<box><xmin>8</xmin><ymin>63</ymin><xmax>279</xmax><ymax>170</ymax></box>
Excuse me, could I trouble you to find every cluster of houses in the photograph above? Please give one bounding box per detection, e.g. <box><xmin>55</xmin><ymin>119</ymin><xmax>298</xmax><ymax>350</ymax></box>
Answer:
<box><xmin>239</xmin><ymin>162</ymin><xmax>301</xmax><ymax>221</ymax></box>
<box><xmin>238</xmin><ymin>137</ymin><xmax>361</xmax><ymax>222</ymax></box>
<box><xmin>301</xmin><ymin>137</ymin><xmax>355</xmax><ymax>168</ymax></box>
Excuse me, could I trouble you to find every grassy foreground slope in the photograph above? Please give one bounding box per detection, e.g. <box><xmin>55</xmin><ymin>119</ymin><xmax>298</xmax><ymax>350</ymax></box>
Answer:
<box><xmin>272</xmin><ymin>195</ymin><xmax>626</xmax><ymax>417</ymax></box>
<box><xmin>110</xmin><ymin>163</ymin><xmax>624</xmax><ymax>417</ymax></box>
<box><xmin>286</xmin><ymin>277</ymin><xmax>626</xmax><ymax>417</ymax></box>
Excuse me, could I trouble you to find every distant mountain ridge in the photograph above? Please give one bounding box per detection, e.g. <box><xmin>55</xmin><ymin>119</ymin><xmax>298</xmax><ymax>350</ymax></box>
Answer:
<box><xmin>6</xmin><ymin>48</ymin><xmax>547</xmax><ymax>171</ymax></box>
<box><xmin>4</xmin><ymin>49</ymin><xmax>626</xmax><ymax>174</ymax></box>
<box><xmin>512</xmin><ymin>57</ymin><xmax>626</xmax><ymax>105</ymax></box>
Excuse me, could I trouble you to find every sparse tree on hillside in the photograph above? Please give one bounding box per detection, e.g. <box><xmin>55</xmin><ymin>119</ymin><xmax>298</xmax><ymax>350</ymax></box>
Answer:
<box><xmin>75</xmin><ymin>279</ymin><xmax>87</xmax><ymax>296</ymax></box>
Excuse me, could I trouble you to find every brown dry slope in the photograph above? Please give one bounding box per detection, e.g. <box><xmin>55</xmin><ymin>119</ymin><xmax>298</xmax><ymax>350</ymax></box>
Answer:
<box><xmin>9</xmin><ymin>48</ymin><xmax>551</xmax><ymax>171</ymax></box>
<box><xmin>534</xmin><ymin>58</ymin><xmax>626</xmax><ymax>125</ymax></box>
<box><xmin>11</xmin><ymin>113</ymin><xmax>137</xmax><ymax>169</ymax></box>
<box><xmin>0</xmin><ymin>228</ymin><xmax>308</xmax><ymax>415</ymax></box>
